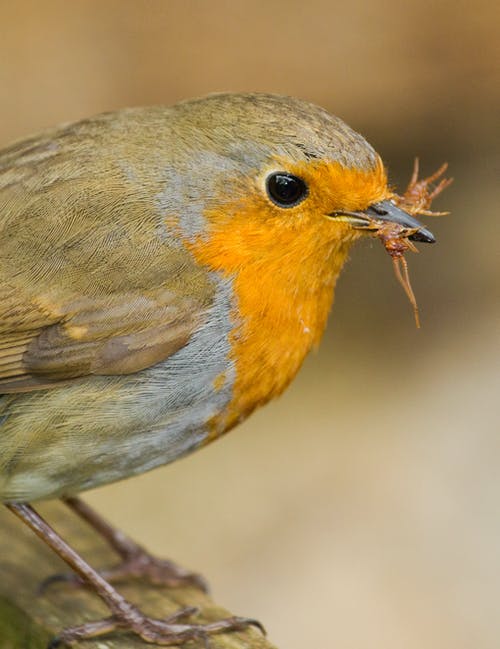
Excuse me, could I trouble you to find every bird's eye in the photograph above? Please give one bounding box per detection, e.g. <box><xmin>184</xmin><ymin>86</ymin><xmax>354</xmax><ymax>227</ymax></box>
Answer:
<box><xmin>266</xmin><ymin>172</ymin><xmax>308</xmax><ymax>208</ymax></box>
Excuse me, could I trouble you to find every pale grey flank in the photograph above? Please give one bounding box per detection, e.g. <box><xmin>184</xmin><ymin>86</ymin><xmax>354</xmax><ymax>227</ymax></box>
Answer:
<box><xmin>0</xmin><ymin>273</ymin><xmax>237</xmax><ymax>502</ymax></box>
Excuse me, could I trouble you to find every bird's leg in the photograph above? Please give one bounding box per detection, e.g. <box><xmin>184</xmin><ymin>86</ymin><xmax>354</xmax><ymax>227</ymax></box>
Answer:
<box><xmin>6</xmin><ymin>503</ymin><xmax>263</xmax><ymax>647</ymax></box>
<box><xmin>41</xmin><ymin>496</ymin><xmax>208</xmax><ymax>593</ymax></box>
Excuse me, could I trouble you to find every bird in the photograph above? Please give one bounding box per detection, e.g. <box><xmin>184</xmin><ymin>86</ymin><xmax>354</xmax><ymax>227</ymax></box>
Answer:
<box><xmin>0</xmin><ymin>92</ymin><xmax>436</xmax><ymax>646</ymax></box>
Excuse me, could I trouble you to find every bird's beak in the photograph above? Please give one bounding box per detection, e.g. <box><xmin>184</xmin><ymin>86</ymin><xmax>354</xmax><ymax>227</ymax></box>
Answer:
<box><xmin>329</xmin><ymin>199</ymin><xmax>436</xmax><ymax>243</ymax></box>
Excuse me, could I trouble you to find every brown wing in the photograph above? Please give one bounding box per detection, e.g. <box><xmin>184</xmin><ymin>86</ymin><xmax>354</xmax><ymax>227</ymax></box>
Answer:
<box><xmin>0</xmin><ymin>285</ymin><xmax>209</xmax><ymax>392</ymax></box>
<box><xmin>0</xmin><ymin>118</ymin><xmax>215</xmax><ymax>392</ymax></box>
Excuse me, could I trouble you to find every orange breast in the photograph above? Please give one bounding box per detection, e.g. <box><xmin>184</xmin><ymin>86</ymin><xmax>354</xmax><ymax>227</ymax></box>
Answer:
<box><xmin>185</xmin><ymin>158</ymin><xmax>389</xmax><ymax>434</ymax></box>
<box><xmin>186</xmin><ymin>215</ymin><xmax>350</xmax><ymax>433</ymax></box>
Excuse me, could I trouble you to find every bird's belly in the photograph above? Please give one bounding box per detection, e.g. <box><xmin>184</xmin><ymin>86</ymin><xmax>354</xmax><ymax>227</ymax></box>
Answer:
<box><xmin>0</xmin><ymin>279</ymin><xmax>236</xmax><ymax>502</ymax></box>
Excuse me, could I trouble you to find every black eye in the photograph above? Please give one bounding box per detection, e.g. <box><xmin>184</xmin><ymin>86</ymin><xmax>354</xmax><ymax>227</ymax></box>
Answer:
<box><xmin>266</xmin><ymin>172</ymin><xmax>308</xmax><ymax>208</ymax></box>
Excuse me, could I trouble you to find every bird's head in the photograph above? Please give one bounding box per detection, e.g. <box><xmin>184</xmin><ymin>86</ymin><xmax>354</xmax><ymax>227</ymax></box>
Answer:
<box><xmin>166</xmin><ymin>92</ymin><xmax>433</xmax><ymax>286</ymax></box>
<box><xmin>155</xmin><ymin>93</ymin><xmax>439</xmax><ymax>417</ymax></box>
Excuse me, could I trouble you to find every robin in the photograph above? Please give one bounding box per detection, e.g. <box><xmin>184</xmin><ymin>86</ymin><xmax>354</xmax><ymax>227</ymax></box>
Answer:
<box><xmin>0</xmin><ymin>93</ymin><xmax>436</xmax><ymax>646</ymax></box>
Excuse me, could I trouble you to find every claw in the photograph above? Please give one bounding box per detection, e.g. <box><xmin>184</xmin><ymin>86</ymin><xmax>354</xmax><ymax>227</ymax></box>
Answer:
<box><xmin>48</xmin><ymin>609</ymin><xmax>264</xmax><ymax>646</ymax></box>
<box><xmin>61</xmin><ymin>498</ymin><xmax>210</xmax><ymax>593</ymax></box>
<box><xmin>39</xmin><ymin>556</ymin><xmax>209</xmax><ymax>595</ymax></box>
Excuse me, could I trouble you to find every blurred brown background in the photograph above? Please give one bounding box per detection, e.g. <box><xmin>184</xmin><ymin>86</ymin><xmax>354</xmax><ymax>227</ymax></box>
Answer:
<box><xmin>0</xmin><ymin>1</ymin><xmax>498</xmax><ymax>648</ymax></box>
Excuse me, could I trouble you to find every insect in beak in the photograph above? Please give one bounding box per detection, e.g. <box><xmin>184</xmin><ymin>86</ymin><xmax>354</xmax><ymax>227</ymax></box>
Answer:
<box><xmin>329</xmin><ymin>199</ymin><xmax>436</xmax><ymax>244</ymax></box>
<box><xmin>329</xmin><ymin>160</ymin><xmax>453</xmax><ymax>328</ymax></box>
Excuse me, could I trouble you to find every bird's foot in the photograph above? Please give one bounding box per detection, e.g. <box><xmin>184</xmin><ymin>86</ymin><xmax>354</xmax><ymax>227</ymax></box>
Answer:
<box><xmin>48</xmin><ymin>604</ymin><xmax>264</xmax><ymax>647</ymax></box>
<box><xmin>50</xmin><ymin>497</ymin><xmax>209</xmax><ymax>592</ymax></box>
<box><xmin>41</xmin><ymin>548</ymin><xmax>208</xmax><ymax>594</ymax></box>
<box><xmin>8</xmin><ymin>504</ymin><xmax>259</xmax><ymax>648</ymax></box>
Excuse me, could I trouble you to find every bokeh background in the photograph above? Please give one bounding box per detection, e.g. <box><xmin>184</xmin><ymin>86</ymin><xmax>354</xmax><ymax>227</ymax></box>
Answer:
<box><xmin>0</xmin><ymin>1</ymin><xmax>498</xmax><ymax>648</ymax></box>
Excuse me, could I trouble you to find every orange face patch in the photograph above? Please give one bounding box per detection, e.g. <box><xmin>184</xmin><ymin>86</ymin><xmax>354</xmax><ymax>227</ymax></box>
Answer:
<box><xmin>183</xmin><ymin>157</ymin><xmax>389</xmax><ymax>435</ymax></box>
<box><xmin>279</xmin><ymin>155</ymin><xmax>390</xmax><ymax>214</ymax></box>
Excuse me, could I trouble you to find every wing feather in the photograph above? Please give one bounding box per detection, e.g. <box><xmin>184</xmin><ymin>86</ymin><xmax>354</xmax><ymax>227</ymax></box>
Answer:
<box><xmin>0</xmin><ymin>118</ymin><xmax>215</xmax><ymax>393</ymax></box>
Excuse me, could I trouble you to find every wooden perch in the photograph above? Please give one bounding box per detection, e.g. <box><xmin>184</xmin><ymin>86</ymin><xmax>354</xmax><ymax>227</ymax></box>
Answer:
<box><xmin>0</xmin><ymin>501</ymin><xmax>277</xmax><ymax>649</ymax></box>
